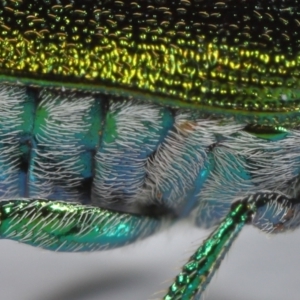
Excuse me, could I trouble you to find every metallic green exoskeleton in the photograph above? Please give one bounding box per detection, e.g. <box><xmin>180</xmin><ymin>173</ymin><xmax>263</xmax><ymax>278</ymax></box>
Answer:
<box><xmin>1</xmin><ymin>0</ymin><xmax>300</xmax><ymax>299</ymax></box>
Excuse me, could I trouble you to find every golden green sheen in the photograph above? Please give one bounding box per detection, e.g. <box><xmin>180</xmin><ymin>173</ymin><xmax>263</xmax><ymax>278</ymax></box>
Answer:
<box><xmin>0</xmin><ymin>0</ymin><xmax>300</xmax><ymax>121</ymax></box>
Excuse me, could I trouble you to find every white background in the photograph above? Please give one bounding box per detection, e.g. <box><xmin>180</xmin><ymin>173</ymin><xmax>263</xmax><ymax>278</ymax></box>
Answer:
<box><xmin>1</xmin><ymin>220</ymin><xmax>300</xmax><ymax>300</ymax></box>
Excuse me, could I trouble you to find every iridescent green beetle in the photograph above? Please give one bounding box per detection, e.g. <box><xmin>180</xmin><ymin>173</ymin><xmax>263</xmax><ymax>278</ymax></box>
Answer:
<box><xmin>1</xmin><ymin>0</ymin><xmax>300</xmax><ymax>299</ymax></box>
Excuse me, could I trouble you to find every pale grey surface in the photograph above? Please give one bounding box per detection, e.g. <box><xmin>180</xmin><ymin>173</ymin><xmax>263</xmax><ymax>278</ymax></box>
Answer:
<box><xmin>1</xmin><ymin>221</ymin><xmax>300</xmax><ymax>300</ymax></box>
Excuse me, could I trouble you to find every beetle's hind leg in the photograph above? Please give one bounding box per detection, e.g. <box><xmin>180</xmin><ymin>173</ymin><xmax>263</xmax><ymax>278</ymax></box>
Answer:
<box><xmin>163</xmin><ymin>191</ymin><xmax>300</xmax><ymax>300</ymax></box>
<box><xmin>0</xmin><ymin>199</ymin><xmax>168</xmax><ymax>252</ymax></box>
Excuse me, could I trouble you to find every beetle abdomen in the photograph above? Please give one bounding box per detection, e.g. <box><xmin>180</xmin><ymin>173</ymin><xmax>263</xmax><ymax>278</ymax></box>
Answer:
<box><xmin>1</xmin><ymin>85</ymin><xmax>300</xmax><ymax>228</ymax></box>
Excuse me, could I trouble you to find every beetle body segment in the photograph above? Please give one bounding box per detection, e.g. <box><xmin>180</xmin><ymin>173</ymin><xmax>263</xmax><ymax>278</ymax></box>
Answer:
<box><xmin>1</xmin><ymin>84</ymin><xmax>300</xmax><ymax>239</ymax></box>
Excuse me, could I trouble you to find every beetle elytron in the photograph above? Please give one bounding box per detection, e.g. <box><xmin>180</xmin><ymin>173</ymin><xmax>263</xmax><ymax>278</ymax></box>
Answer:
<box><xmin>1</xmin><ymin>0</ymin><xmax>300</xmax><ymax>299</ymax></box>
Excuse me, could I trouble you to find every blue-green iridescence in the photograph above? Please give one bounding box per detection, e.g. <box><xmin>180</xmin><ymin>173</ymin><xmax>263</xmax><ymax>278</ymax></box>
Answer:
<box><xmin>1</xmin><ymin>84</ymin><xmax>300</xmax><ymax>250</ymax></box>
<box><xmin>1</xmin><ymin>0</ymin><xmax>300</xmax><ymax>298</ymax></box>
<box><xmin>0</xmin><ymin>0</ymin><xmax>300</xmax><ymax>125</ymax></box>
<box><xmin>0</xmin><ymin>199</ymin><xmax>163</xmax><ymax>251</ymax></box>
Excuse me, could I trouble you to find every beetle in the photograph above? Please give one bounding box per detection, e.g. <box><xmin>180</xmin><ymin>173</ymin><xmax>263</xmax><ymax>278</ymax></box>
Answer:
<box><xmin>1</xmin><ymin>0</ymin><xmax>300</xmax><ymax>299</ymax></box>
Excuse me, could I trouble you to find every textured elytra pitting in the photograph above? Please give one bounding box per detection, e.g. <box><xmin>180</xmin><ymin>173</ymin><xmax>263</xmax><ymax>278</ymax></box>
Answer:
<box><xmin>1</xmin><ymin>1</ymin><xmax>300</xmax><ymax>126</ymax></box>
<box><xmin>1</xmin><ymin>85</ymin><xmax>300</xmax><ymax>227</ymax></box>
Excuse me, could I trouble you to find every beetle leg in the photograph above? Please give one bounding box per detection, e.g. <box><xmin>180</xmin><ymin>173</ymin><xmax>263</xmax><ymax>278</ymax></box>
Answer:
<box><xmin>163</xmin><ymin>192</ymin><xmax>300</xmax><ymax>300</ymax></box>
<box><xmin>0</xmin><ymin>199</ymin><xmax>167</xmax><ymax>252</ymax></box>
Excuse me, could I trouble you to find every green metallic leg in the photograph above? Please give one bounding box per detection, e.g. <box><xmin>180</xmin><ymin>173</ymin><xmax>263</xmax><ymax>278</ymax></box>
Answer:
<box><xmin>0</xmin><ymin>199</ymin><xmax>166</xmax><ymax>252</ymax></box>
<box><xmin>163</xmin><ymin>192</ymin><xmax>300</xmax><ymax>300</ymax></box>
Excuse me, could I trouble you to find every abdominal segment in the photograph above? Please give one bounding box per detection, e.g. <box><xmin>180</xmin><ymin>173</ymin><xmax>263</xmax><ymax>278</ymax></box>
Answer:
<box><xmin>0</xmin><ymin>84</ymin><xmax>300</xmax><ymax>227</ymax></box>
